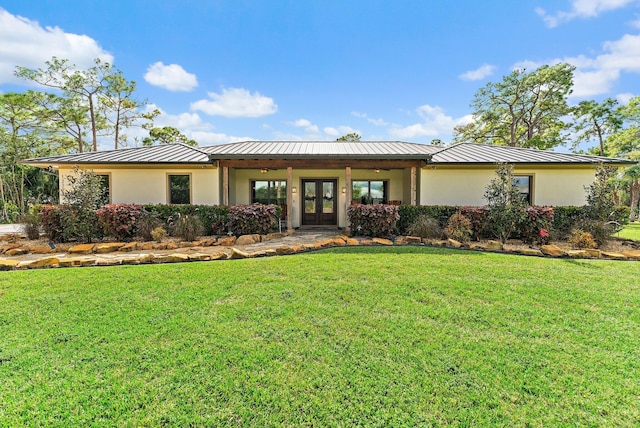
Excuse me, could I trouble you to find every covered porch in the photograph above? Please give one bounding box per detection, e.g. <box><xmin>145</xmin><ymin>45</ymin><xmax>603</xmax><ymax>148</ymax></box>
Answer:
<box><xmin>218</xmin><ymin>159</ymin><xmax>420</xmax><ymax>230</ymax></box>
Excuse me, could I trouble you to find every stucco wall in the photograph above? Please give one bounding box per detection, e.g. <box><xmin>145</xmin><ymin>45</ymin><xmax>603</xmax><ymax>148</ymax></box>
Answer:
<box><xmin>59</xmin><ymin>166</ymin><xmax>219</xmax><ymax>205</ymax></box>
<box><xmin>420</xmin><ymin>166</ymin><xmax>596</xmax><ymax>206</ymax></box>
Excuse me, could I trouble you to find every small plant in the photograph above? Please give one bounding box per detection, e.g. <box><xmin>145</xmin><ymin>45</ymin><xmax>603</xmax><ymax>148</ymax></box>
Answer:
<box><xmin>172</xmin><ymin>214</ymin><xmax>204</xmax><ymax>241</ymax></box>
<box><xmin>569</xmin><ymin>229</ymin><xmax>598</xmax><ymax>249</ymax></box>
<box><xmin>406</xmin><ymin>215</ymin><xmax>442</xmax><ymax>239</ymax></box>
<box><xmin>580</xmin><ymin>220</ymin><xmax>614</xmax><ymax>247</ymax></box>
<box><xmin>151</xmin><ymin>226</ymin><xmax>167</xmax><ymax>242</ymax></box>
<box><xmin>136</xmin><ymin>213</ymin><xmax>163</xmax><ymax>241</ymax></box>
<box><xmin>444</xmin><ymin>212</ymin><xmax>473</xmax><ymax>242</ymax></box>
<box><xmin>19</xmin><ymin>209</ymin><xmax>42</xmax><ymax>240</ymax></box>
<box><xmin>484</xmin><ymin>163</ymin><xmax>528</xmax><ymax>243</ymax></box>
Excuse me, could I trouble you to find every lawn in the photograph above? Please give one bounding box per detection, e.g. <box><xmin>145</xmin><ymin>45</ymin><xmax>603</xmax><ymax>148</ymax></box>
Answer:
<box><xmin>1</xmin><ymin>247</ymin><xmax>639</xmax><ymax>426</ymax></box>
<box><xmin>618</xmin><ymin>222</ymin><xmax>640</xmax><ymax>241</ymax></box>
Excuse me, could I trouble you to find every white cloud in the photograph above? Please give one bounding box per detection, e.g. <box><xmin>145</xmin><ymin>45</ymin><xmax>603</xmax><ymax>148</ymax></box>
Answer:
<box><xmin>459</xmin><ymin>64</ymin><xmax>496</xmax><ymax>81</ymax></box>
<box><xmin>189</xmin><ymin>131</ymin><xmax>253</xmax><ymax>145</ymax></box>
<box><xmin>536</xmin><ymin>0</ymin><xmax>635</xmax><ymax>27</ymax></box>
<box><xmin>512</xmin><ymin>32</ymin><xmax>640</xmax><ymax>99</ymax></box>
<box><xmin>286</xmin><ymin>118</ymin><xmax>319</xmax><ymax>133</ymax></box>
<box><xmin>191</xmin><ymin>87</ymin><xmax>278</xmax><ymax>118</ymax></box>
<box><xmin>0</xmin><ymin>8</ymin><xmax>113</xmax><ymax>85</ymax></box>
<box><xmin>351</xmin><ymin>111</ymin><xmax>389</xmax><ymax>126</ymax></box>
<box><xmin>323</xmin><ymin>126</ymin><xmax>359</xmax><ymax>137</ymax></box>
<box><xmin>389</xmin><ymin>105</ymin><xmax>471</xmax><ymax>139</ymax></box>
<box><xmin>143</xmin><ymin>62</ymin><xmax>197</xmax><ymax>92</ymax></box>
<box><xmin>617</xmin><ymin>92</ymin><xmax>636</xmax><ymax>103</ymax></box>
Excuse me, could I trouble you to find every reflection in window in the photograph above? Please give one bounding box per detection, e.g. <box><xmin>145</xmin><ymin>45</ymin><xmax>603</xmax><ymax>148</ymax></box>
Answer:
<box><xmin>251</xmin><ymin>180</ymin><xmax>287</xmax><ymax>205</ymax></box>
<box><xmin>169</xmin><ymin>174</ymin><xmax>191</xmax><ymax>204</ymax></box>
<box><xmin>352</xmin><ymin>180</ymin><xmax>387</xmax><ymax>204</ymax></box>
<box><xmin>512</xmin><ymin>175</ymin><xmax>532</xmax><ymax>205</ymax></box>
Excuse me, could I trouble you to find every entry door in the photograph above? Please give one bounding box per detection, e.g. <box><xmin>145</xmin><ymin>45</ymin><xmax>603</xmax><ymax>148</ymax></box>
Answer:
<box><xmin>302</xmin><ymin>179</ymin><xmax>338</xmax><ymax>226</ymax></box>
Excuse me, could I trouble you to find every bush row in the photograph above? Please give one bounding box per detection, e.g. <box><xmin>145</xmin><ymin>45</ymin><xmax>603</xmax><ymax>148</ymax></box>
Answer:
<box><xmin>39</xmin><ymin>203</ymin><xmax>280</xmax><ymax>243</ymax></box>
<box><xmin>348</xmin><ymin>204</ymin><xmax>400</xmax><ymax>239</ymax></box>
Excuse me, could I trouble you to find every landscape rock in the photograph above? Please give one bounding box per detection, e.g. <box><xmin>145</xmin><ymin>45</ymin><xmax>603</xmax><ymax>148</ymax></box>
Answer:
<box><xmin>236</xmin><ymin>234</ymin><xmax>261</xmax><ymax>245</ymax></box>
<box><xmin>540</xmin><ymin>244</ymin><xmax>566</xmax><ymax>257</ymax></box>
<box><xmin>216</xmin><ymin>236</ymin><xmax>236</xmax><ymax>246</ymax></box>
<box><xmin>485</xmin><ymin>240</ymin><xmax>504</xmax><ymax>251</ymax></box>
<box><xmin>138</xmin><ymin>242</ymin><xmax>153</xmax><ymax>250</ymax></box>
<box><xmin>566</xmin><ymin>250</ymin><xmax>590</xmax><ymax>258</ymax></box>
<box><xmin>228</xmin><ymin>248</ymin><xmax>250</xmax><ymax>259</ymax></box>
<box><xmin>0</xmin><ymin>259</ymin><xmax>20</xmax><ymax>270</ymax></box>
<box><xmin>585</xmin><ymin>249</ymin><xmax>601</xmax><ymax>258</ymax></box>
<box><xmin>263</xmin><ymin>232</ymin><xmax>284</xmax><ymax>241</ymax></box>
<box><xmin>209</xmin><ymin>252</ymin><xmax>227</xmax><ymax>260</ymax></box>
<box><xmin>165</xmin><ymin>243</ymin><xmax>179</xmax><ymax>250</ymax></box>
<box><xmin>29</xmin><ymin>245</ymin><xmax>53</xmax><ymax>254</ymax></box>
<box><xmin>447</xmin><ymin>238</ymin><xmax>462</xmax><ymax>248</ymax></box>
<box><xmin>68</xmin><ymin>244</ymin><xmax>95</xmax><ymax>254</ymax></box>
<box><xmin>332</xmin><ymin>238</ymin><xmax>346</xmax><ymax>246</ymax></box>
<box><xmin>152</xmin><ymin>243</ymin><xmax>168</xmax><ymax>250</ymax></box>
<box><xmin>94</xmin><ymin>243</ymin><xmax>125</xmax><ymax>253</ymax></box>
<box><xmin>151</xmin><ymin>253</ymin><xmax>190</xmax><ymax>263</ymax></box>
<box><xmin>517</xmin><ymin>248</ymin><xmax>544</xmax><ymax>257</ymax></box>
<box><xmin>119</xmin><ymin>242</ymin><xmax>138</xmax><ymax>252</ymax></box>
<box><xmin>58</xmin><ymin>257</ymin><xmax>96</xmax><ymax>267</ymax></box>
<box><xmin>395</xmin><ymin>236</ymin><xmax>408</xmax><ymax>245</ymax></box>
<box><xmin>276</xmin><ymin>245</ymin><xmax>295</xmax><ymax>255</ymax></box>
<box><xmin>406</xmin><ymin>236</ymin><xmax>422</xmax><ymax>244</ymax></box>
<box><xmin>198</xmin><ymin>238</ymin><xmax>217</xmax><ymax>247</ymax></box>
<box><xmin>187</xmin><ymin>253</ymin><xmax>211</xmax><ymax>261</ymax></box>
<box><xmin>1</xmin><ymin>243</ymin><xmax>21</xmax><ymax>253</ymax></box>
<box><xmin>346</xmin><ymin>238</ymin><xmax>360</xmax><ymax>246</ymax></box>
<box><xmin>5</xmin><ymin>248</ymin><xmax>28</xmax><ymax>256</ymax></box>
<box><xmin>20</xmin><ymin>257</ymin><xmax>60</xmax><ymax>269</ymax></box>
<box><xmin>622</xmin><ymin>250</ymin><xmax>640</xmax><ymax>260</ymax></box>
<box><xmin>372</xmin><ymin>237</ymin><xmax>393</xmax><ymax>246</ymax></box>
<box><xmin>601</xmin><ymin>251</ymin><xmax>626</xmax><ymax>260</ymax></box>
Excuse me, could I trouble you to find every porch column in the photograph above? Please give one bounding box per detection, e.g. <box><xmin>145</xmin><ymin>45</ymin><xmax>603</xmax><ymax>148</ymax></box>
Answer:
<box><xmin>222</xmin><ymin>166</ymin><xmax>229</xmax><ymax>206</ymax></box>
<box><xmin>345</xmin><ymin>166</ymin><xmax>352</xmax><ymax>230</ymax></box>
<box><xmin>410</xmin><ymin>166</ymin><xmax>417</xmax><ymax>206</ymax></box>
<box><xmin>287</xmin><ymin>166</ymin><xmax>293</xmax><ymax>231</ymax></box>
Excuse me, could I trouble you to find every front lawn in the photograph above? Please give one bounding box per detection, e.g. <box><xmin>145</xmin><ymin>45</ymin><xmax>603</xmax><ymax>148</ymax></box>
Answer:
<box><xmin>1</xmin><ymin>247</ymin><xmax>639</xmax><ymax>426</ymax></box>
<box><xmin>618</xmin><ymin>222</ymin><xmax>640</xmax><ymax>241</ymax></box>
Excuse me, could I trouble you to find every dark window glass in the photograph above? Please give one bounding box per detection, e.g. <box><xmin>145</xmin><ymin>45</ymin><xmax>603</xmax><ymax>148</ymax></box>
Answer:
<box><xmin>251</xmin><ymin>180</ymin><xmax>287</xmax><ymax>205</ymax></box>
<box><xmin>169</xmin><ymin>174</ymin><xmax>190</xmax><ymax>204</ymax></box>
<box><xmin>512</xmin><ymin>175</ymin><xmax>532</xmax><ymax>204</ymax></box>
<box><xmin>352</xmin><ymin>180</ymin><xmax>387</xmax><ymax>204</ymax></box>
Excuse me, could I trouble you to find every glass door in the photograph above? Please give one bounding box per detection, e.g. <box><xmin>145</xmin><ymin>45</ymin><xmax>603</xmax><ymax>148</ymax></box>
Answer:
<box><xmin>302</xmin><ymin>179</ymin><xmax>337</xmax><ymax>226</ymax></box>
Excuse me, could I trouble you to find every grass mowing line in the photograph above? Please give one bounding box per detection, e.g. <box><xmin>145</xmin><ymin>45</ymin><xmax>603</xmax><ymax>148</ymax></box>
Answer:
<box><xmin>1</xmin><ymin>246</ymin><xmax>639</xmax><ymax>426</ymax></box>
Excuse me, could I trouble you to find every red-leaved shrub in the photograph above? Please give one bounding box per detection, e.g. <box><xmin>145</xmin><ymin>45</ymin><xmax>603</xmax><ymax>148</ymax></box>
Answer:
<box><xmin>95</xmin><ymin>204</ymin><xmax>144</xmax><ymax>241</ymax></box>
<box><xmin>348</xmin><ymin>204</ymin><xmax>399</xmax><ymax>238</ymax></box>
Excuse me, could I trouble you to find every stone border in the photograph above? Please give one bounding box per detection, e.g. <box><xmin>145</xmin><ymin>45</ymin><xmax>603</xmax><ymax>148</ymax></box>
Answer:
<box><xmin>1</xmin><ymin>234</ymin><xmax>639</xmax><ymax>271</ymax></box>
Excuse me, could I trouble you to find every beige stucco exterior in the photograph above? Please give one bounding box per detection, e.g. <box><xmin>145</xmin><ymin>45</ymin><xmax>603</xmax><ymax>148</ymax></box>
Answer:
<box><xmin>420</xmin><ymin>165</ymin><xmax>596</xmax><ymax>206</ymax></box>
<box><xmin>59</xmin><ymin>165</ymin><xmax>219</xmax><ymax>205</ymax></box>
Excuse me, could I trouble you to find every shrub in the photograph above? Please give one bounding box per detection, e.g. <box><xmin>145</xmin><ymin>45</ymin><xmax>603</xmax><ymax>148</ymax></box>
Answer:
<box><xmin>151</xmin><ymin>226</ymin><xmax>167</xmax><ymax>242</ymax></box>
<box><xmin>96</xmin><ymin>204</ymin><xmax>143</xmax><ymax>241</ymax></box>
<box><xmin>19</xmin><ymin>209</ymin><xmax>42</xmax><ymax>240</ymax></box>
<box><xmin>60</xmin><ymin>168</ymin><xmax>104</xmax><ymax>243</ymax></box>
<box><xmin>459</xmin><ymin>206</ymin><xmax>489</xmax><ymax>240</ymax></box>
<box><xmin>406</xmin><ymin>215</ymin><xmax>442</xmax><ymax>239</ymax></box>
<box><xmin>444</xmin><ymin>212</ymin><xmax>473</xmax><ymax>242</ymax></box>
<box><xmin>519</xmin><ymin>206</ymin><xmax>554</xmax><ymax>244</ymax></box>
<box><xmin>484</xmin><ymin>164</ymin><xmax>528</xmax><ymax>243</ymax></box>
<box><xmin>59</xmin><ymin>205</ymin><xmax>99</xmax><ymax>243</ymax></box>
<box><xmin>136</xmin><ymin>212</ymin><xmax>163</xmax><ymax>241</ymax></box>
<box><xmin>569</xmin><ymin>229</ymin><xmax>597</xmax><ymax>249</ymax></box>
<box><xmin>396</xmin><ymin>205</ymin><xmax>458</xmax><ymax>234</ymax></box>
<box><xmin>226</xmin><ymin>204</ymin><xmax>280</xmax><ymax>236</ymax></box>
<box><xmin>580</xmin><ymin>220</ymin><xmax>614</xmax><ymax>247</ymax></box>
<box><xmin>348</xmin><ymin>204</ymin><xmax>399</xmax><ymax>239</ymax></box>
<box><xmin>551</xmin><ymin>206</ymin><xmax>584</xmax><ymax>239</ymax></box>
<box><xmin>142</xmin><ymin>204</ymin><xmax>229</xmax><ymax>236</ymax></box>
<box><xmin>172</xmin><ymin>214</ymin><xmax>205</xmax><ymax>241</ymax></box>
<box><xmin>39</xmin><ymin>204</ymin><xmax>65</xmax><ymax>242</ymax></box>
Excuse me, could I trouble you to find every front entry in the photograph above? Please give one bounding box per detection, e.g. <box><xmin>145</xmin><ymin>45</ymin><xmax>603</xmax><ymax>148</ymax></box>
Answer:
<box><xmin>302</xmin><ymin>179</ymin><xmax>338</xmax><ymax>226</ymax></box>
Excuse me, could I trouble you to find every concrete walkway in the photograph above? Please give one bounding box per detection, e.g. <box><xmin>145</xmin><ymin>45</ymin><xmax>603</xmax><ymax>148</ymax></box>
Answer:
<box><xmin>0</xmin><ymin>224</ymin><xmax>21</xmax><ymax>236</ymax></box>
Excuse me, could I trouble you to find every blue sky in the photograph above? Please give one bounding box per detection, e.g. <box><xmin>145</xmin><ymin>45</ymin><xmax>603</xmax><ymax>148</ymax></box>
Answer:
<box><xmin>1</xmin><ymin>0</ymin><xmax>639</xmax><ymax>150</ymax></box>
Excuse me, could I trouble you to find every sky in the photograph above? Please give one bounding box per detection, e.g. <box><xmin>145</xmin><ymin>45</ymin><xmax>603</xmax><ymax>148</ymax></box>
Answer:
<box><xmin>1</xmin><ymin>0</ymin><xmax>640</xmax><ymax>151</ymax></box>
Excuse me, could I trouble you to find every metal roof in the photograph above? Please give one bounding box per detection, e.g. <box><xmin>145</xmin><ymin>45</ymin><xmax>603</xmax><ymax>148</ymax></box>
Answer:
<box><xmin>430</xmin><ymin>143</ymin><xmax>632</xmax><ymax>165</ymax></box>
<box><xmin>201</xmin><ymin>140</ymin><xmax>441</xmax><ymax>159</ymax></box>
<box><xmin>23</xmin><ymin>143</ymin><xmax>210</xmax><ymax>165</ymax></box>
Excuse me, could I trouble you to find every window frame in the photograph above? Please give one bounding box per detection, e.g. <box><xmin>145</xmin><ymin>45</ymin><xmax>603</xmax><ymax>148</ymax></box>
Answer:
<box><xmin>167</xmin><ymin>173</ymin><xmax>192</xmax><ymax>205</ymax></box>
<box><xmin>250</xmin><ymin>179</ymin><xmax>288</xmax><ymax>205</ymax></box>
<box><xmin>351</xmin><ymin>179</ymin><xmax>388</xmax><ymax>204</ymax></box>
<box><xmin>512</xmin><ymin>175</ymin><xmax>533</xmax><ymax>205</ymax></box>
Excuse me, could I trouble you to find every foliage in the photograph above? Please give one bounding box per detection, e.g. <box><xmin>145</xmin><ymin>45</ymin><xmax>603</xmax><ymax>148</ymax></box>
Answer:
<box><xmin>18</xmin><ymin>211</ymin><xmax>41</xmax><ymax>240</ymax></box>
<box><xmin>444</xmin><ymin>212</ymin><xmax>473</xmax><ymax>242</ymax></box>
<box><xmin>396</xmin><ymin>205</ymin><xmax>459</xmax><ymax>234</ymax></box>
<box><xmin>406</xmin><ymin>215</ymin><xmax>442</xmax><ymax>239</ymax></box>
<box><xmin>336</xmin><ymin>133</ymin><xmax>361</xmax><ymax>141</ymax></box>
<box><xmin>171</xmin><ymin>214</ymin><xmax>205</xmax><ymax>241</ymax></box>
<box><xmin>95</xmin><ymin>204</ymin><xmax>144</xmax><ymax>241</ymax></box>
<box><xmin>568</xmin><ymin>229</ymin><xmax>598</xmax><ymax>249</ymax></box>
<box><xmin>579</xmin><ymin>220</ymin><xmax>614</xmax><ymax>247</ymax></box>
<box><xmin>519</xmin><ymin>206</ymin><xmax>554</xmax><ymax>244</ymax></box>
<box><xmin>150</xmin><ymin>226</ymin><xmax>167</xmax><ymax>242</ymax></box>
<box><xmin>2</xmin><ymin>248</ymin><xmax>640</xmax><ymax>426</ymax></box>
<box><xmin>454</xmin><ymin>63</ymin><xmax>575</xmax><ymax>149</ymax></box>
<box><xmin>135</xmin><ymin>212</ymin><xmax>163</xmax><ymax>241</ymax></box>
<box><xmin>226</xmin><ymin>204</ymin><xmax>280</xmax><ymax>236</ymax></box>
<box><xmin>142</xmin><ymin>126</ymin><xmax>197</xmax><ymax>147</ymax></box>
<box><xmin>484</xmin><ymin>164</ymin><xmax>528</xmax><ymax>243</ymax></box>
<box><xmin>39</xmin><ymin>204</ymin><xmax>65</xmax><ymax>242</ymax></box>
<box><xmin>550</xmin><ymin>206</ymin><xmax>584</xmax><ymax>239</ymax></box>
<box><xmin>348</xmin><ymin>204</ymin><xmax>400</xmax><ymax>238</ymax></box>
<box><xmin>142</xmin><ymin>204</ymin><xmax>228</xmax><ymax>236</ymax></box>
<box><xmin>571</xmin><ymin>98</ymin><xmax>622</xmax><ymax>156</ymax></box>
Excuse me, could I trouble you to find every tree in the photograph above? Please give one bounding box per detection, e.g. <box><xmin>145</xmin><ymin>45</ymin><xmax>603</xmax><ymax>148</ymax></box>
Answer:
<box><xmin>336</xmin><ymin>133</ymin><xmax>361</xmax><ymax>141</ymax></box>
<box><xmin>454</xmin><ymin>63</ymin><xmax>575</xmax><ymax>150</ymax></box>
<box><xmin>483</xmin><ymin>163</ymin><xmax>527</xmax><ymax>243</ymax></box>
<box><xmin>572</xmin><ymin>98</ymin><xmax>622</xmax><ymax>156</ymax></box>
<box><xmin>142</xmin><ymin>126</ymin><xmax>197</xmax><ymax>146</ymax></box>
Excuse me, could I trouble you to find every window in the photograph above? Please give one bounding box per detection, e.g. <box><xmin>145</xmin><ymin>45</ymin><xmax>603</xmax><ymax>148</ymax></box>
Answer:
<box><xmin>512</xmin><ymin>175</ymin><xmax>532</xmax><ymax>204</ymax></box>
<box><xmin>251</xmin><ymin>180</ymin><xmax>287</xmax><ymax>205</ymax></box>
<box><xmin>168</xmin><ymin>174</ymin><xmax>191</xmax><ymax>204</ymax></box>
<box><xmin>352</xmin><ymin>180</ymin><xmax>387</xmax><ymax>204</ymax></box>
<box><xmin>97</xmin><ymin>174</ymin><xmax>111</xmax><ymax>206</ymax></box>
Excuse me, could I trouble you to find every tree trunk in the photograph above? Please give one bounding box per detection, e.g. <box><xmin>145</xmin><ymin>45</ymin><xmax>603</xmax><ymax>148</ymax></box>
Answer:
<box><xmin>629</xmin><ymin>180</ymin><xmax>640</xmax><ymax>222</ymax></box>
<box><xmin>89</xmin><ymin>94</ymin><xmax>97</xmax><ymax>151</ymax></box>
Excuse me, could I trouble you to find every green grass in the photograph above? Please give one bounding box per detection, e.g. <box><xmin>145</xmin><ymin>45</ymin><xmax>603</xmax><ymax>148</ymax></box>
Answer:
<box><xmin>618</xmin><ymin>222</ymin><xmax>640</xmax><ymax>241</ymax></box>
<box><xmin>1</xmin><ymin>247</ymin><xmax>639</xmax><ymax>426</ymax></box>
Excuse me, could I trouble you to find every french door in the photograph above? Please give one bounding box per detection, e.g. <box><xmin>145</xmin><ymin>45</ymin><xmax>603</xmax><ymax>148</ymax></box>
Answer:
<box><xmin>302</xmin><ymin>179</ymin><xmax>337</xmax><ymax>226</ymax></box>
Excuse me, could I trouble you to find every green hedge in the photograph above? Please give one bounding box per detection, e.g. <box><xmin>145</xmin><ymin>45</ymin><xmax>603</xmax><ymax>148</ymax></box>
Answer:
<box><xmin>142</xmin><ymin>204</ymin><xmax>229</xmax><ymax>236</ymax></box>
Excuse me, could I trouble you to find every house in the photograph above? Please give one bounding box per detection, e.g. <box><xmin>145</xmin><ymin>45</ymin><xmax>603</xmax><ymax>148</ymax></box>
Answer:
<box><xmin>24</xmin><ymin>140</ymin><xmax>631</xmax><ymax>230</ymax></box>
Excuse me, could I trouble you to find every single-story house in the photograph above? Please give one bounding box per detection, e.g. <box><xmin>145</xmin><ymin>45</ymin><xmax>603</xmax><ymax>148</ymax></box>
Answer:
<box><xmin>24</xmin><ymin>141</ymin><xmax>631</xmax><ymax>229</ymax></box>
